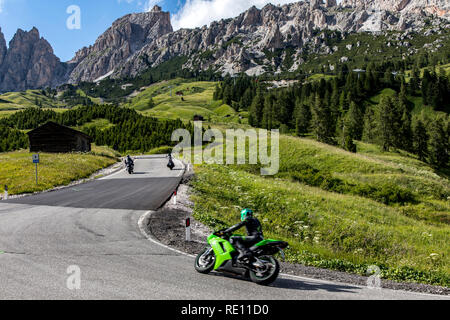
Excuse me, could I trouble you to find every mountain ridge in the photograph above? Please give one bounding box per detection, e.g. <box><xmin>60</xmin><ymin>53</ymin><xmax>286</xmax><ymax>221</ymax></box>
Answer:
<box><xmin>0</xmin><ymin>1</ymin><xmax>449</xmax><ymax>92</ymax></box>
<box><xmin>0</xmin><ymin>27</ymin><xmax>67</xmax><ymax>92</ymax></box>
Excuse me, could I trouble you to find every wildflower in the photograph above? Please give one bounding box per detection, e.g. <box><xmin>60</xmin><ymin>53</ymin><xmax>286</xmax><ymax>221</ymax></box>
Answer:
<box><xmin>429</xmin><ymin>253</ymin><xmax>439</xmax><ymax>260</ymax></box>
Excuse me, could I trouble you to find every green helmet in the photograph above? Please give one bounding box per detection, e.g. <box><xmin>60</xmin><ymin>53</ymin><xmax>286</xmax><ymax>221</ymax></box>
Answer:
<box><xmin>241</xmin><ymin>208</ymin><xmax>254</xmax><ymax>221</ymax></box>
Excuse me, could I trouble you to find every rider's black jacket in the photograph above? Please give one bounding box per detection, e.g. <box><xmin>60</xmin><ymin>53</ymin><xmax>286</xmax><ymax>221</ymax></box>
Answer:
<box><xmin>224</xmin><ymin>217</ymin><xmax>263</xmax><ymax>237</ymax></box>
<box><xmin>126</xmin><ymin>157</ymin><xmax>134</xmax><ymax>166</ymax></box>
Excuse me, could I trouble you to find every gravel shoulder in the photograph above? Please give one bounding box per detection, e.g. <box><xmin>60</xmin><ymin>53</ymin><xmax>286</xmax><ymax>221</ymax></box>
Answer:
<box><xmin>146</xmin><ymin>169</ymin><xmax>450</xmax><ymax>296</ymax></box>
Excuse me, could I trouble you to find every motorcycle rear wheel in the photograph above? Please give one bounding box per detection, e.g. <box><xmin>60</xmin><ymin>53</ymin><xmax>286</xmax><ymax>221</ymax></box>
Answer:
<box><xmin>249</xmin><ymin>255</ymin><xmax>280</xmax><ymax>286</ymax></box>
<box><xmin>195</xmin><ymin>247</ymin><xmax>215</xmax><ymax>274</ymax></box>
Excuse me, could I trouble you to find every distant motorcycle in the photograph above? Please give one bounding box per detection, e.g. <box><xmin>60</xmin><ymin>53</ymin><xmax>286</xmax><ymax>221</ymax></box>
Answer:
<box><xmin>125</xmin><ymin>158</ymin><xmax>134</xmax><ymax>175</ymax></box>
<box><xmin>167</xmin><ymin>159</ymin><xmax>175</xmax><ymax>170</ymax></box>
<box><xmin>126</xmin><ymin>162</ymin><xmax>134</xmax><ymax>174</ymax></box>
<box><xmin>167</xmin><ymin>153</ymin><xmax>175</xmax><ymax>170</ymax></box>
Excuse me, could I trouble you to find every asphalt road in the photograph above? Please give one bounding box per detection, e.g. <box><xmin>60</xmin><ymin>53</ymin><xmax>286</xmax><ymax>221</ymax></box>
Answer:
<box><xmin>0</xmin><ymin>156</ymin><xmax>447</xmax><ymax>300</ymax></box>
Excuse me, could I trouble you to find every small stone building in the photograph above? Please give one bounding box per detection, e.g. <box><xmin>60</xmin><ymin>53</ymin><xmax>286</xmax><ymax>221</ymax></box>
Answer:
<box><xmin>27</xmin><ymin>121</ymin><xmax>92</xmax><ymax>153</ymax></box>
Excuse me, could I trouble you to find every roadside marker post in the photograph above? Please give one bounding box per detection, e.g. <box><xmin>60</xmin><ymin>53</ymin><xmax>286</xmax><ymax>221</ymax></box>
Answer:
<box><xmin>186</xmin><ymin>218</ymin><xmax>191</xmax><ymax>242</ymax></box>
<box><xmin>173</xmin><ymin>190</ymin><xmax>177</xmax><ymax>205</ymax></box>
<box><xmin>32</xmin><ymin>154</ymin><xmax>40</xmax><ymax>184</ymax></box>
<box><xmin>4</xmin><ymin>185</ymin><xmax>8</xmax><ymax>200</ymax></box>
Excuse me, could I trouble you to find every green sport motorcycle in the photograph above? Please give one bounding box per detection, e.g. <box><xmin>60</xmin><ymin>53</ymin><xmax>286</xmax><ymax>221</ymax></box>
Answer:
<box><xmin>195</xmin><ymin>229</ymin><xmax>288</xmax><ymax>285</ymax></box>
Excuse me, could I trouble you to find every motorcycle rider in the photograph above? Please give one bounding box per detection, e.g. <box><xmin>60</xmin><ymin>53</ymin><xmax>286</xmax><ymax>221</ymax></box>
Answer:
<box><xmin>125</xmin><ymin>155</ymin><xmax>134</xmax><ymax>169</ymax></box>
<box><xmin>167</xmin><ymin>152</ymin><xmax>175</xmax><ymax>169</ymax></box>
<box><xmin>221</xmin><ymin>209</ymin><xmax>264</xmax><ymax>264</ymax></box>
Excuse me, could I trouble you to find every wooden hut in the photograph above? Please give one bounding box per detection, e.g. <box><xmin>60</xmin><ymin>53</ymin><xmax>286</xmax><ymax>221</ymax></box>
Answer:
<box><xmin>27</xmin><ymin>121</ymin><xmax>92</xmax><ymax>153</ymax></box>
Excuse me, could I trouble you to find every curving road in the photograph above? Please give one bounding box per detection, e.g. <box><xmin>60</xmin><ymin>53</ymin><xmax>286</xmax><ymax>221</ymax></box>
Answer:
<box><xmin>0</xmin><ymin>156</ymin><xmax>447</xmax><ymax>300</ymax></box>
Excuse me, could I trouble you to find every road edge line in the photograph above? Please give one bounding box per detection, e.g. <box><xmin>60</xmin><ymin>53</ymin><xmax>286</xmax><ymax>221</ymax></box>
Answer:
<box><xmin>138</xmin><ymin>210</ymin><xmax>195</xmax><ymax>258</ymax></box>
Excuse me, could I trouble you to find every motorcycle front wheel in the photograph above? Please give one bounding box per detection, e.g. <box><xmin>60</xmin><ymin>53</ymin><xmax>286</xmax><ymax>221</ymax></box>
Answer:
<box><xmin>249</xmin><ymin>255</ymin><xmax>280</xmax><ymax>286</ymax></box>
<box><xmin>195</xmin><ymin>247</ymin><xmax>215</xmax><ymax>274</ymax></box>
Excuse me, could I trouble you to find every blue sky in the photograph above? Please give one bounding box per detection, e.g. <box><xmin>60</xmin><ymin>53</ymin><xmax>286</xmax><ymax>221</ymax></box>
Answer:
<box><xmin>0</xmin><ymin>0</ymin><xmax>301</xmax><ymax>62</ymax></box>
<box><xmin>0</xmin><ymin>0</ymin><xmax>184</xmax><ymax>61</ymax></box>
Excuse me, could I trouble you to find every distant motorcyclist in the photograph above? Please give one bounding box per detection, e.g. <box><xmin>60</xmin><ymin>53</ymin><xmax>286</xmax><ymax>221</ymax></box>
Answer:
<box><xmin>222</xmin><ymin>209</ymin><xmax>264</xmax><ymax>264</ymax></box>
<box><xmin>125</xmin><ymin>155</ymin><xmax>134</xmax><ymax>167</ymax></box>
<box><xmin>125</xmin><ymin>155</ymin><xmax>134</xmax><ymax>174</ymax></box>
<box><xmin>167</xmin><ymin>152</ymin><xmax>175</xmax><ymax>170</ymax></box>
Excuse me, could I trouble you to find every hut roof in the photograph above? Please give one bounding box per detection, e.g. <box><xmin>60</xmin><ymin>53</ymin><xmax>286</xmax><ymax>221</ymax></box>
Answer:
<box><xmin>27</xmin><ymin>121</ymin><xmax>92</xmax><ymax>141</ymax></box>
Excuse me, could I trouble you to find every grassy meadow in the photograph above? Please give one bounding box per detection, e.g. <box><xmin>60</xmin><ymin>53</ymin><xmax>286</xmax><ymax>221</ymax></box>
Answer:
<box><xmin>0</xmin><ymin>145</ymin><xmax>119</xmax><ymax>196</ymax></box>
<box><xmin>0</xmin><ymin>90</ymin><xmax>65</xmax><ymax>111</ymax></box>
<box><xmin>125</xmin><ymin>79</ymin><xmax>245</xmax><ymax>124</ymax></box>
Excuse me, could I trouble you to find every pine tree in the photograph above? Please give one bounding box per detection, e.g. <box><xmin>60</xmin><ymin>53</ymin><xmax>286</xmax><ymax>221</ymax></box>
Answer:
<box><xmin>421</xmin><ymin>69</ymin><xmax>433</xmax><ymax>105</ymax></box>
<box><xmin>340</xmin><ymin>101</ymin><xmax>363</xmax><ymax>151</ymax></box>
<box><xmin>213</xmin><ymin>84</ymin><xmax>220</xmax><ymax>100</ymax></box>
<box><xmin>428</xmin><ymin>117</ymin><xmax>449</xmax><ymax>168</ymax></box>
<box><xmin>277</xmin><ymin>93</ymin><xmax>290</xmax><ymax>126</ymax></box>
<box><xmin>343</xmin><ymin>133</ymin><xmax>357</xmax><ymax>153</ymax></box>
<box><xmin>262</xmin><ymin>94</ymin><xmax>276</xmax><ymax>130</ymax></box>
<box><xmin>311</xmin><ymin>94</ymin><xmax>335</xmax><ymax>145</ymax></box>
<box><xmin>362</xmin><ymin>106</ymin><xmax>378</xmax><ymax>143</ymax></box>
<box><xmin>410</xmin><ymin>66</ymin><xmax>420</xmax><ymax>94</ymax></box>
<box><xmin>377</xmin><ymin>96</ymin><xmax>398</xmax><ymax>151</ymax></box>
<box><xmin>223</xmin><ymin>85</ymin><xmax>233</xmax><ymax>106</ymax></box>
<box><xmin>396</xmin><ymin>90</ymin><xmax>413</xmax><ymax>151</ymax></box>
<box><xmin>240</xmin><ymin>87</ymin><xmax>254</xmax><ymax>110</ymax></box>
<box><xmin>412</xmin><ymin>119</ymin><xmax>428</xmax><ymax>162</ymax></box>
<box><xmin>346</xmin><ymin>102</ymin><xmax>364</xmax><ymax>140</ymax></box>
<box><xmin>249</xmin><ymin>88</ymin><xmax>265</xmax><ymax>127</ymax></box>
<box><xmin>295</xmin><ymin>99</ymin><xmax>311</xmax><ymax>136</ymax></box>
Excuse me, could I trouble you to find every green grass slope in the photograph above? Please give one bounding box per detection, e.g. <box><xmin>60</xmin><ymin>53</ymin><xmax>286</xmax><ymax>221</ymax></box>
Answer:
<box><xmin>0</xmin><ymin>145</ymin><xmax>119</xmax><ymax>196</ymax></box>
<box><xmin>125</xmin><ymin>79</ymin><xmax>246</xmax><ymax>123</ymax></box>
<box><xmin>0</xmin><ymin>90</ymin><xmax>64</xmax><ymax>111</ymax></box>
<box><xmin>189</xmin><ymin>133</ymin><xmax>450</xmax><ymax>286</ymax></box>
<box><xmin>126</xmin><ymin>79</ymin><xmax>217</xmax><ymax>119</ymax></box>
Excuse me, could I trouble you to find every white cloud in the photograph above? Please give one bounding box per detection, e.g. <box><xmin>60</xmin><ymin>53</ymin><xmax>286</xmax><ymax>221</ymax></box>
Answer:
<box><xmin>169</xmin><ymin>0</ymin><xmax>300</xmax><ymax>30</ymax></box>
<box><xmin>0</xmin><ymin>0</ymin><xmax>4</xmax><ymax>13</ymax></box>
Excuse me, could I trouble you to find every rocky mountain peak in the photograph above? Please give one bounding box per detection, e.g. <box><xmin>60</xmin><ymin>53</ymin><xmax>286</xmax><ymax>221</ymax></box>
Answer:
<box><xmin>151</xmin><ymin>5</ymin><xmax>162</xmax><ymax>12</ymax></box>
<box><xmin>0</xmin><ymin>27</ymin><xmax>66</xmax><ymax>93</ymax></box>
<box><xmin>68</xmin><ymin>7</ymin><xmax>173</xmax><ymax>83</ymax></box>
<box><xmin>116</xmin><ymin>0</ymin><xmax>449</xmax><ymax>78</ymax></box>
<box><xmin>340</xmin><ymin>0</ymin><xmax>450</xmax><ymax>19</ymax></box>
<box><xmin>0</xmin><ymin>27</ymin><xmax>6</xmax><ymax>67</ymax></box>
